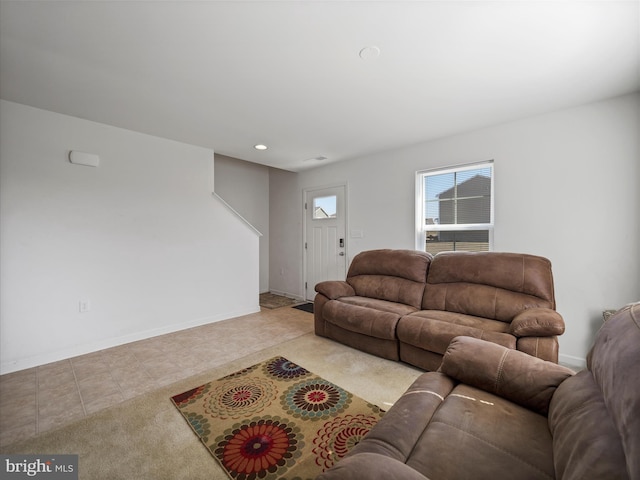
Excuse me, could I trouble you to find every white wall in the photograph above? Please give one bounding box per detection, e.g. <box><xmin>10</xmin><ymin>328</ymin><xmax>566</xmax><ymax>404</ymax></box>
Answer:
<box><xmin>270</xmin><ymin>93</ymin><xmax>640</xmax><ymax>367</ymax></box>
<box><xmin>214</xmin><ymin>154</ymin><xmax>269</xmax><ymax>293</ymax></box>
<box><xmin>269</xmin><ymin>168</ymin><xmax>305</xmax><ymax>299</ymax></box>
<box><xmin>0</xmin><ymin>101</ymin><xmax>260</xmax><ymax>374</ymax></box>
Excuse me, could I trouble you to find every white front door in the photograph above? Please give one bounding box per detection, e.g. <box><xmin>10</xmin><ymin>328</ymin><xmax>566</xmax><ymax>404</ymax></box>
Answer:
<box><xmin>304</xmin><ymin>185</ymin><xmax>347</xmax><ymax>301</ymax></box>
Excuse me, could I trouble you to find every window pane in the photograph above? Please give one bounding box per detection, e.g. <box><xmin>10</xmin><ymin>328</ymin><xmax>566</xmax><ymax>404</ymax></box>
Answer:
<box><xmin>424</xmin><ymin>166</ymin><xmax>491</xmax><ymax>226</ymax></box>
<box><xmin>426</xmin><ymin>230</ymin><xmax>490</xmax><ymax>255</ymax></box>
<box><xmin>418</xmin><ymin>161</ymin><xmax>493</xmax><ymax>254</ymax></box>
<box><xmin>313</xmin><ymin>195</ymin><xmax>337</xmax><ymax>219</ymax></box>
<box><xmin>424</xmin><ymin>173</ymin><xmax>453</xmax><ymax>225</ymax></box>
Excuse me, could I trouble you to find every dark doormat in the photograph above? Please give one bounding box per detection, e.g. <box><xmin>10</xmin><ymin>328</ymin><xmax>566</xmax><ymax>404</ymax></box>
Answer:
<box><xmin>292</xmin><ymin>302</ymin><xmax>314</xmax><ymax>313</ymax></box>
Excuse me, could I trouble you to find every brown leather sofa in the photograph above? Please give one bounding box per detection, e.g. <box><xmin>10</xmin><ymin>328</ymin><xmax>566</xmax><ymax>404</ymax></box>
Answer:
<box><xmin>315</xmin><ymin>249</ymin><xmax>565</xmax><ymax>369</ymax></box>
<box><xmin>317</xmin><ymin>302</ymin><xmax>639</xmax><ymax>480</ymax></box>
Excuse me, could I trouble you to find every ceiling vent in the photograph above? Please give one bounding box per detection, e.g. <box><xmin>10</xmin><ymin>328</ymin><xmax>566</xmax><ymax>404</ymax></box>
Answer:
<box><xmin>303</xmin><ymin>156</ymin><xmax>328</xmax><ymax>162</ymax></box>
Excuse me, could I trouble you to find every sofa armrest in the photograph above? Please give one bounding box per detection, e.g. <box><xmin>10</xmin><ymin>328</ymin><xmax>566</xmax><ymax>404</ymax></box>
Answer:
<box><xmin>509</xmin><ymin>308</ymin><xmax>565</xmax><ymax>337</ymax></box>
<box><xmin>315</xmin><ymin>280</ymin><xmax>355</xmax><ymax>300</ymax></box>
<box><xmin>317</xmin><ymin>453</ymin><xmax>430</xmax><ymax>480</ymax></box>
<box><xmin>439</xmin><ymin>336</ymin><xmax>574</xmax><ymax>415</ymax></box>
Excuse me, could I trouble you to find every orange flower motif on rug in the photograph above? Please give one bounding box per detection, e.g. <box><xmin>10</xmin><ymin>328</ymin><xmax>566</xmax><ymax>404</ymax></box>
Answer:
<box><xmin>171</xmin><ymin>356</ymin><xmax>384</xmax><ymax>480</ymax></box>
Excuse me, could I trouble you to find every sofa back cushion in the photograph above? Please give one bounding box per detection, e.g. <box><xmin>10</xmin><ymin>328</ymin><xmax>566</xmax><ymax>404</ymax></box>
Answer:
<box><xmin>549</xmin><ymin>303</ymin><xmax>639</xmax><ymax>480</ymax></box>
<box><xmin>346</xmin><ymin>249</ymin><xmax>432</xmax><ymax>309</ymax></box>
<box><xmin>548</xmin><ymin>372</ymin><xmax>629</xmax><ymax>480</ymax></box>
<box><xmin>588</xmin><ymin>303</ymin><xmax>639</xmax><ymax>478</ymax></box>
<box><xmin>422</xmin><ymin>252</ymin><xmax>555</xmax><ymax>322</ymax></box>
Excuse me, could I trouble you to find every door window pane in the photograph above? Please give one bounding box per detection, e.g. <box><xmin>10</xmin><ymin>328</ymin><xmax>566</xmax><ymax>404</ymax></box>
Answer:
<box><xmin>313</xmin><ymin>196</ymin><xmax>337</xmax><ymax>219</ymax></box>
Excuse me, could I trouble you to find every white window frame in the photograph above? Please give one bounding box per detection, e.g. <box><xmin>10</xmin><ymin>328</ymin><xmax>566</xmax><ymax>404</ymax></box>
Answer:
<box><xmin>415</xmin><ymin>160</ymin><xmax>494</xmax><ymax>252</ymax></box>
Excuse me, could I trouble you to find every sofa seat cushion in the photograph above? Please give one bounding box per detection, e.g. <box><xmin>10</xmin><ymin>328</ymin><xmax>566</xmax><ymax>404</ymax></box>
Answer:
<box><xmin>405</xmin><ymin>383</ymin><xmax>555</xmax><ymax>480</ymax></box>
<box><xmin>338</xmin><ymin>372</ymin><xmax>554</xmax><ymax>480</ymax></box>
<box><xmin>347</xmin><ymin>372</ymin><xmax>456</xmax><ymax>462</ymax></box>
<box><xmin>322</xmin><ymin>299</ymin><xmax>404</xmax><ymax>340</ymax></box>
<box><xmin>398</xmin><ymin>310</ymin><xmax>516</xmax><ymax>354</ymax></box>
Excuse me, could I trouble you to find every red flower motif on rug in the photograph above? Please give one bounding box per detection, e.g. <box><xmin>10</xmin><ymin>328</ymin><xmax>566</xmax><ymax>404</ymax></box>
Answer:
<box><xmin>214</xmin><ymin>417</ymin><xmax>302</xmax><ymax>480</ymax></box>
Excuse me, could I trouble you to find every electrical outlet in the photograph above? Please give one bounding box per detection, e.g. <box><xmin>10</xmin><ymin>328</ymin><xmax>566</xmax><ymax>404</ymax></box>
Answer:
<box><xmin>79</xmin><ymin>299</ymin><xmax>91</xmax><ymax>313</ymax></box>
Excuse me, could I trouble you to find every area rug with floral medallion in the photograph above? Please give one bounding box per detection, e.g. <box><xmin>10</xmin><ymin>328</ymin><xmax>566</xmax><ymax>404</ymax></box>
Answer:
<box><xmin>171</xmin><ymin>356</ymin><xmax>384</xmax><ymax>480</ymax></box>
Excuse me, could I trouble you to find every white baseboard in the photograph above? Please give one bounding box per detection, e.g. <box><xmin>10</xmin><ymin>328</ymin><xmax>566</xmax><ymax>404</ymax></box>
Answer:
<box><xmin>0</xmin><ymin>305</ymin><xmax>260</xmax><ymax>375</ymax></box>
<box><xmin>559</xmin><ymin>353</ymin><xmax>586</xmax><ymax>370</ymax></box>
<box><xmin>268</xmin><ymin>289</ymin><xmax>305</xmax><ymax>301</ymax></box>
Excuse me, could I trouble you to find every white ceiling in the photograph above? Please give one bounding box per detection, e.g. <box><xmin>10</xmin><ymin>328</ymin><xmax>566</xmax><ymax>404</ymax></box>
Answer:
<box><xmin>1</xmin><ymin>1</ymin><xmax>638</xmax><ymax>172</ymax></box>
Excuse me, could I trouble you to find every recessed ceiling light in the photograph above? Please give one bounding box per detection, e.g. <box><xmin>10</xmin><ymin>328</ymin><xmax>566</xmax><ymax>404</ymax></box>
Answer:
<box><xmin>254</xmin><ymin>144</ymin><xmax>268</xmax><ymax>151</ymax></box>
<box><xmin>359</xmin><ymin>46</ymin><xmax>380</xmax><ymax>60</ymax></box>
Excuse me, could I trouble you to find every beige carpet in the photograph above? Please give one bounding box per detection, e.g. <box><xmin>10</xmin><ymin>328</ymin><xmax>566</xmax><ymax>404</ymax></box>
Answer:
<box><xmin>1</xmin><ymin>333</ymin><xmax>422</xmax><ymax>480</ymax></box>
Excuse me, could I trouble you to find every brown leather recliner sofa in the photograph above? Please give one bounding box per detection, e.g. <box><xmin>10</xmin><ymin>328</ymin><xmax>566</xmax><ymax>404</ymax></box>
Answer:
<box><xmin>315</xmin><ymin>249</ymin><xmax>565</xmax><ymax>369</ymax></box>
<box><xmin>317</xmin><ymin>302</ymin><xmax>639</xmax><ymax>480</ymax></box>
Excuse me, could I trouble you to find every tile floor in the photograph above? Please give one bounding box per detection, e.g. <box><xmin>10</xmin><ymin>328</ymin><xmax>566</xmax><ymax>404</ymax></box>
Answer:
<box><xmin>0</xmin><ymin>305</ymin><xmax>314</xmax><ymax>448</ymax></box>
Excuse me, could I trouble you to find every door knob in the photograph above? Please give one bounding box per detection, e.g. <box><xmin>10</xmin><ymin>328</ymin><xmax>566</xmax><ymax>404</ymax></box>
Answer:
<box><xmin>339</xmin><ymin>252</ymin><xmax>345</xmax><ymax>256</ymax></box>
